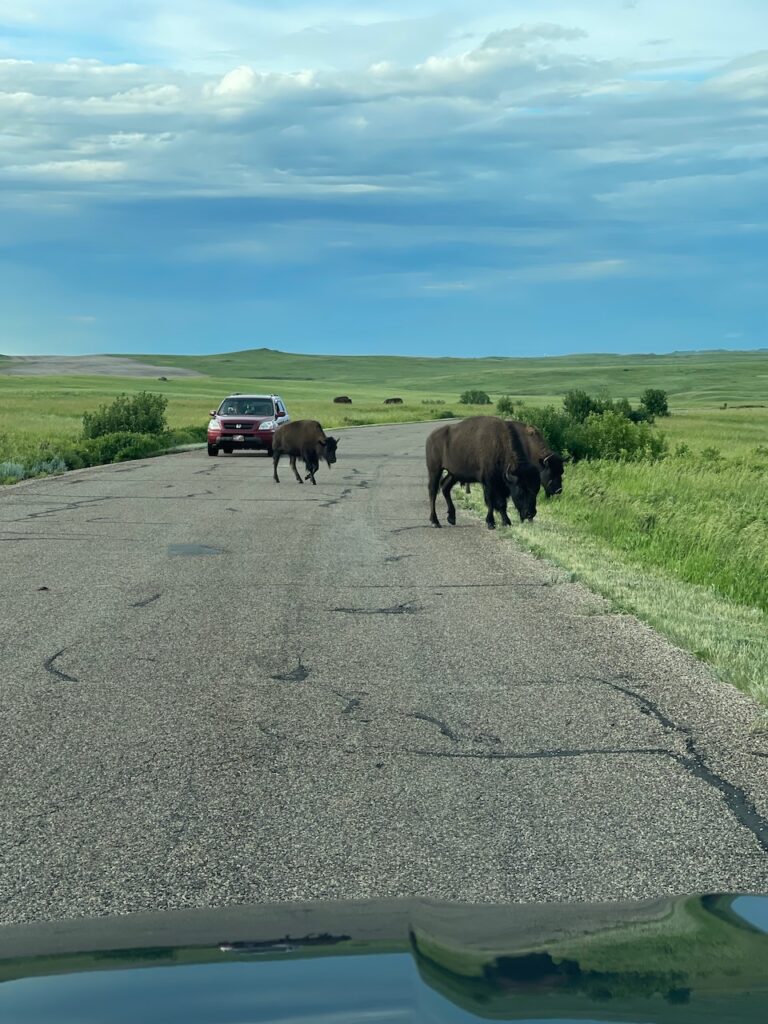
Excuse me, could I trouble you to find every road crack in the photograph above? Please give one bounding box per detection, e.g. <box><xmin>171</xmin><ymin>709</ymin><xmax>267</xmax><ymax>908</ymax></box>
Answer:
<box><xmin>333</xmin><ymin>601</ymin><xmax>420</xmax><ymax>616</ymax></box>
<box><xmin>407</xmin><ymin>712</ymin><xmax>459</xmax><ymax>743</ymax></box>
<box><xmin>605</xmin><ymin>679</ymin><xmax>768</xmax><ymax>853</ymax></box>
<box><xmin>42</xmin><ymin>648</ymin><xmax>78</xmax><ymax>682</ymax></box>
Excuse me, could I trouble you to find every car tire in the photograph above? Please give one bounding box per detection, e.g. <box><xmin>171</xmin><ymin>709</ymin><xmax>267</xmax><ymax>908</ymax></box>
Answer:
<box><xmin>207</xmin><ymin>444</ymin><xmax>219</xmax><ymax>457</ymax></box>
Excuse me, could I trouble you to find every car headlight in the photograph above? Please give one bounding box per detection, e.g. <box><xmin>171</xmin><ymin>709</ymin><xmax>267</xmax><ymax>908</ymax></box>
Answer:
<box><xmin>259</xmin><ymin>420</ymin><xmax>277</xmax><ymax>431</ymax></box>
<box><xmin>208</xmin><ymin>419</ymin><xmax>221</xmax><ymax>431</ymax></box>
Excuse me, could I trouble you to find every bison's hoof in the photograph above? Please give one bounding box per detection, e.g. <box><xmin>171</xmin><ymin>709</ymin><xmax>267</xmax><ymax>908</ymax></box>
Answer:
<box><xmin>447</xmin><ymin>515</ymin><xmax>456</xmax><ymax>526</ymax></box>
<box><xmin>430</xmin><ymin>520</ymin><xmax>441</xmax><ymax>528</ymax></box>
<box><xmin>486</xmin><ymin>521</ymin><xmax>496</xmax><ymax>530</ymax></box>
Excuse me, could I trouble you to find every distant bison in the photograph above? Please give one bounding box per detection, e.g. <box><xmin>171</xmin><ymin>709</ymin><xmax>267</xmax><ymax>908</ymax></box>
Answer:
<box><xmin>427</xmin><ymin>416</ymin><xmax>539</xmax><ymax>529</ymax></box>
<box><xmin>273</xmin><ymin>420</ymin><xmax>339</xmax><ymax>485</ymax></box>
<box><xmin>333</xmin><ymin>396</ymin><xmax>352</xmax><ymax>404</ymax></box>
<box><xmin>384</xmin><ymin>397</ymin><xmax>403</xmax><ymax>405</ymax></box>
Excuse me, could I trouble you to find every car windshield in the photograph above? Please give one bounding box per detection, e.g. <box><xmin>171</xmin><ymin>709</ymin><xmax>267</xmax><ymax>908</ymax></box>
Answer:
<box><xmin>218</xmin><ymin>398</ymin><xmax>274</xmax><ymax>417</ymax></box>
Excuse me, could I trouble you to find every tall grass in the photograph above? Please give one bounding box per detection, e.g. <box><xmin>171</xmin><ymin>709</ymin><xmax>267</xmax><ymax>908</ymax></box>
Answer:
<box><xmin>553</xmin><ymin>454</ymin><xmax>768</xmax><ymax>612</ymax></box>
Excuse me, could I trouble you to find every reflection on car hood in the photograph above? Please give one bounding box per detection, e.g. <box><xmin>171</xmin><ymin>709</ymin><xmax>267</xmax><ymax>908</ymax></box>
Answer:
<box><xmin>0</xmin><ymin>894</ymin><xmax>766</xmax><ymax>1023</ymax></box>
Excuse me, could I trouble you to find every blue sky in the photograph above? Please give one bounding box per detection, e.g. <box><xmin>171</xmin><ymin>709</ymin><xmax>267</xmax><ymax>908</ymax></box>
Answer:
<box><xmin>1</xmin><ymin>1</ymin><xmax>766</xmax><ymax>357</ymax></box>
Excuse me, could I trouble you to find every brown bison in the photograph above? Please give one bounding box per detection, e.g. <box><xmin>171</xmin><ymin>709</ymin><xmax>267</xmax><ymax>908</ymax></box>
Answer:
<box><xmin>384</xmin><ymin>397</ymin><xmax>403</xmax><ymax>405</ymax></box>
<box><xmin>463</xmin><ymin>422</ymin><xmax>565</xmax><ymax>498</ymax></box>
<box><xmin>273</xmin><ymin>420</ymin><xmax>339</xmax><ymax>485</ymax></box>
<box><xmin>333</xmin><ymin>396</ymin><xmax>352</xmax><ymax>404</ymax></box>
<box><xmin>427</xmin><ymin>416</ymin><xmax>540</xmax><ymax>528</ymax></box>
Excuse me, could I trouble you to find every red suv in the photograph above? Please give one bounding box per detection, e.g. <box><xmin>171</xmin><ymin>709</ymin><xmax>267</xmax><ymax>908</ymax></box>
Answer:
<box><xmin>207</xmin><ymin>394</ymin><xmax>289</xmax><ymax>456</ymax></box>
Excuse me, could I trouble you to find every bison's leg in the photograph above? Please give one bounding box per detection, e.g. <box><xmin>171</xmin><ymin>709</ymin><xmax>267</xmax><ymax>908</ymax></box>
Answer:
<box><xmin>272</xmin><ymin>452</ymin><xmax>281</xmax><ymax>483</ymax></box>
<box><xmin>496</xmin><ymin>493</ymin><xmax>513</xmax><ymax>527</ymax></box>
<box><xmin>305</xmin><ymin>454</ymin><xmax>319</xmax><ymax>485</ymax></box>
<box><xmin>441</xmin><ymin>472</ymin><xmax>459</xmax><ymax>525</ymax></box>
<box><xmin>289</xmin><ymin>455</ymin><xmax>303</xmax><ymax>483</ymax></box>
<box><xmin>427</xmin><ymin>464</ymin><xmax>443</xmax><ymax>527</ymax></box>
<box><xmin>482</xmin><ymin>484</ymin><xmax>496</xmax><ymax>529</ymax></box>
<box><xmin>464</xmin><ymin>483</ymin><xmax>471</xmax><ymax>494</ymax></box>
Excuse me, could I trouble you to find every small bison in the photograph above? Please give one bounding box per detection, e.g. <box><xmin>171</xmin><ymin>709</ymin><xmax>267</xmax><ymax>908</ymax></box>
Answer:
<box><xmin>273</xmin><ymin>420</ymin><xmax>339</xmax><ymax>485</ymax></box>
<box><xmin>427</xmin><ymin>416</ymin><xmax>539</xmax><ymax>529</ymax></box>
<box><xmin>333</xmin><ymin>396</ymin><xmax>352</xmax><ymax>404</ymax></box>
<box><xmin>384</xmin><ymin>397</ymin><xmax>403</xmax><ymax>405</ymax></box>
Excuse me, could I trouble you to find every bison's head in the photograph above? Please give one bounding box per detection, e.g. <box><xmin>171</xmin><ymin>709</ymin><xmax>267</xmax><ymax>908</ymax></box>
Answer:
<box><xmin>504</xmin><ymin>462</ymin><xmax>540</xmax><ymax>521</ymax></box>
<box><xmin>540</xmin><ymin>452</ymin><xmax>565</xmax><ymax>497</ymax></box>
<box><xmin>321</xmin><ymin>436</ymin><xmax>338</xmax><ymax>467</ymax></box>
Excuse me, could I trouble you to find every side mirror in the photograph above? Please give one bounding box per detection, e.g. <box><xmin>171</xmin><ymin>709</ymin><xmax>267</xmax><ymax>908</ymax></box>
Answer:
<box><xmin>209</xmin><ymin>410</ymin><xmax>216</xmax><ymax>417</ymax></box>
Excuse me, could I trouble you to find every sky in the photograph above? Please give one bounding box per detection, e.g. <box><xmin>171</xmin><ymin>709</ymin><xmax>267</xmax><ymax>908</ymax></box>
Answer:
<box><xmin>1</xmin><ymin>1</ymin><xmax>766</xmax><ymax>358</ymax></box>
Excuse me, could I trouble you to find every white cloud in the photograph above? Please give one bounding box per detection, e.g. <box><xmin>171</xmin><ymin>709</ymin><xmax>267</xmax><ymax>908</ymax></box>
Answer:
<box><xmin>480</xmin><ymin>24</ymin><xmax>589</xmax><ymax>48</ymax></box>
<box><xmin>3</xmin><ymin>159</ymin><xmax>127</xmax><ymax>180</ymax></box>
<box><xmin>0</xmin><ymin>9</ymin><xmax>765</xmax><ymax>248</ymax></box>
<box><xmin>707</xmin><ymin>51</ymin><xmax>768</xmax><ymax>99</ymax></box>
<box><xmin>510</xmin><ymin>259</ymin><xmax>630</xmax><ymax>282</ymax></box>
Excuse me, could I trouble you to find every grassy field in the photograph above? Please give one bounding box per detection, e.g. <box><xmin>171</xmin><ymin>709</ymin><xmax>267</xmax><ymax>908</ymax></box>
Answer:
<box><xmin>118</xmin><ymin>346</ymin><xmax>768</xmax><ymax>406</ymax></box>
<box><xmin>1</xmin><ymin>347</ymin><xmax>766</xmax><ymax>706</ymax></box>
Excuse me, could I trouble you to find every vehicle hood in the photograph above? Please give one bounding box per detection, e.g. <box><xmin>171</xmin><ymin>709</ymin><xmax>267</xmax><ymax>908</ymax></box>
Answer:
<box><xmin>0</xmin><ymin>894</ymin><xmax>766</xmax><ymax>1023</ymax></box>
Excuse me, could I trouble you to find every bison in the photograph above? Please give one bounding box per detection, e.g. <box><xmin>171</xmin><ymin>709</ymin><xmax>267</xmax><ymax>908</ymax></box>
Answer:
<box><xmin>273</xmin><ymin>420</ymin><xmax>339</xmax><ymax>485</ymax></box>
<box><xmin>427</xmin><ymin>416</ymin><xmax>539</xmax><ymax>529</ymax></box>
<box><xmin>384</xmin><ymin>397</ymin><xmax>403</xmax><ymax>405</ymax></box>
<box><xmin>333</xmin><ymin>396</ymin><xmax>352</xmax><ymax>404</ymax></box>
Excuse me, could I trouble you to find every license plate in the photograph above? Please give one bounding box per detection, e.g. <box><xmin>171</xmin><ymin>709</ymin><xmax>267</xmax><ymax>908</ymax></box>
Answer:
<box><xmin>234</xmin><ymin>434</ymin><xmax>244</xmax><ymax>442</ymax></box>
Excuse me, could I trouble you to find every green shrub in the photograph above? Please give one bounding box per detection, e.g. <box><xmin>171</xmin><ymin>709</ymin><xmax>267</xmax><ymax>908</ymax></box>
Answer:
<box><xmin>514</xmin><ymin>405</ymin><xmax>573</xmax><ymax>454</ymax></box>
<box><xmin>575</xmin><ymin>410</ymin><xmax>667</xmax><ymax>462</ymax></box>
<box><xmin>459</xmin><ymin>390</ymin><xmax>491</xmax><ymax>405</ymax></box>
<box><xmin>628</xmin><ymin>406</ymin><xmax>654</xmax><ymax>424</ymax></box>
<box><xmin>496</xmin><ymin>395</ymin><xmax>515</xmax><ymax>416</ymax></box>
<box><xmin>0</xmin><ymin>461</ymin><xmax>25</xmax><ymax>483</ymax></box>
<box><xmin>83</xmin><ymin>391</ymin><xmax>168</xmax><ymax>439</ymax></box>
<box><xmin>515</xmin><ymin>405</ymin><xmax>666</xmax><ymax>462</ymax></box>
<box><xmin>438</xmin><ymin>409</ymin><xmax>456</xmax><ymax>419</ymax></box>
<box><xmin>563</xmin><ymin>389</ymin><xmax>599</xmax><ymax>422</ymax></box>
<box><xmin>641</xmin><ymin>388</ymin><xmax>670</xmax><ymax>418</ymax></box>
<box><xmin>701</xmin><ymin>446</ymin><xmax>723</xmax><ymax>462</ymax></box>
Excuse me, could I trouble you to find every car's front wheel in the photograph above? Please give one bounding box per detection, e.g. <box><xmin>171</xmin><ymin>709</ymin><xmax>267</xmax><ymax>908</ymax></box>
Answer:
<box><xmin>207</xmin><ymin>444</ymin><xmax>219</xmax><ymax>457</ymax></box>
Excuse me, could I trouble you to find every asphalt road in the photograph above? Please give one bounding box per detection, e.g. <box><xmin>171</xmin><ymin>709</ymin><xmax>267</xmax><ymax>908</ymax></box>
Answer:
<box><xmin>1</xmin><ymin>420</ymin><xmax>767</xmax><ymax>925</ymax></box>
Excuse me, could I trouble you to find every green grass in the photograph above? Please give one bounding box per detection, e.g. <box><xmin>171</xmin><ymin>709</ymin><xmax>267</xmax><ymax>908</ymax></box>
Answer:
<box><xmin>459</xmin><ymin>406</ymin><xmax>768</xmax><ymax>705</ymax></box>
<box><xmin>122</xmin><ymin>346</ymin><xmax>768</xmax><ymax>406</ymax></box>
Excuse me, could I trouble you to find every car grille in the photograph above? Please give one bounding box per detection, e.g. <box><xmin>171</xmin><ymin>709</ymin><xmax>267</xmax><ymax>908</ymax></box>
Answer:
<box><xmin>220</xmin><ymin>420</ymin><xmax>258</xmax><ymax>432</ymax></box>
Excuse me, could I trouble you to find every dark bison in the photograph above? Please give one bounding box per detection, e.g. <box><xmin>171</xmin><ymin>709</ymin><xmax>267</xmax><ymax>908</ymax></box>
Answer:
<box><xmin>462</xmin><ymin>422</ymin><xmax>565</xmax><ymax>498</ymax></box>
<box><xmin>333</xmin><ymin>396</ymin><xmax>352</xmax><ymax>404</ymax></box>
<box><xmin>273</xmin><ymin>420</ymin><xmax>339</xmax><ymax>485</ymax></box>
<box><xmin>427</xmin><ymin>416</ymin><xmax>539</xmax><ymax>529</ymax></box>
<box><xmin>384</xmin><ymin>397</ymin><xmax>403</xmax><ymax>405</ymax></box>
